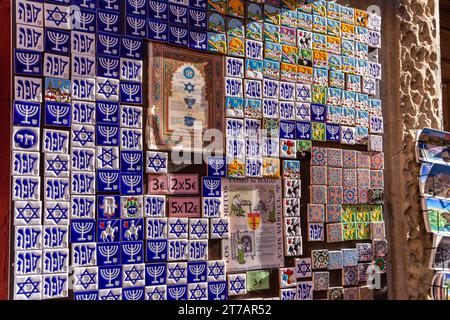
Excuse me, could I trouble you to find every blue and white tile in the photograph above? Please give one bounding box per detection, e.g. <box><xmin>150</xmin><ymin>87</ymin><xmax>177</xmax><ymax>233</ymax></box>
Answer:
<box><xmin>167</xmin><ymin>239</ymin><xmax>188</xmax><ymax>261</ymax></box>
<box><xmin>207</xmin><ymin>281</ymin><xmax>227</xmax><ymax>300</ymax></box>
<box><xmin>188</xmin><ymin>240</ymin><xmax>208</xmax><ymax>261</ymax></box>
<box><xmin>70</xmin><ymin>219</ymin><xmax>96</xmax><ymax>243</ymax></box>
<box><xmin>72</xmin><ymin>100</ymin><xmax>96</xmax><ymax>124</ymax></box>
<box><xmin>96</xmin><ymin>77</ymin><xmax>119</xmax><ymax>101</ymax></box>
<box><xmin>95</xmin><ymin>124</ymin><xmax>119</xmax><ymax>146</ymax></box>
<box><xmin>97</xmin><ymin>242</ymin><xmax>121</xmax><ymax>266</ymax></box>
<box><xmin>145</xmin><ymin>285</ymin><xmax>166</xmax><ymax>300</ymax></box>
<box><xmin>227</xmin><ymin>274</ymin><xmax>246</xmax><ymax>296</ymax></box>
<box><xmin>12</xmin><ymin>151</ymin><xmax>40</xmax><ymax>176</ymax></box>
<box><xmin>43</xmin><ymin>52</ymin><xmax>69</xmax><ymax>78</ymax></box>
<box><xmin>122</xmin><ymin>287</ymin><xmax>145</xmax><ymax>300</ymax></box>
<box><xmin>12</xmin><ymin>176</ymin><xmax>40</xmax><ymax>201</ymax></box>
<box><xmin>96</xmin><ymin>146</ymin><xmax>119</xmax><ymax>169</ymax></box>
<box><xmin>120</xmin><ymin>58</ymin><xmax>143</xmax><ymax>82</ymax></box>
<box><xmin>166</xmin><ymin>262</ymin><xmax>187</xmax><ymax>285</ymax></box>
<box><xmin>125</xmin><ymin>14</ymin><xmax>147</xmax><ymax>38</ymax></box>
<box><xmin>120</xmin><ymin>173</ymin><xmax>143</xmax><ymax>195</ymax></box>
<box><xmin>71</xmin><ymin>147</ymin><xmax>95</xmax><ymax>171</ymax></box>
<box><xmin>13</xmin><ymin>101</ymin><xmax>41</xmax><ymax>127</ymax></box>
<box><xmin>42</xmin><ymin>225</ymin><xmax>69</xmax><ymax>249</ymax></box>
<box><xmin>206</xmin><ymin>260</ymin><xmax>226</xmax><ymax>282</ymax></box>
<box><xmin>14</xmin><ymin>225</ymin><xmax>42</xmax><ymax>250</ymax></box>
<box><xmin>202</xmin><ymin>177</ymin><xmax>221</xmax><ymax>197</ymax></box>
<box><xmin>71</xmin><ymin>31</ymin><xmax>96</xmax><ymax>56</ymax></box>
<box><xmin>44</xmin><ymin>101</ymin><xmax>71</xmax><ymax>127</ymax></box>
<box><xmin>188</xmin><ymin>282</ymin><xmax>207</xmax><ymax>300</ymax></box>
<box><xmin>44</xmin><ymin>201</ymin><xmax>70</xmax><ymax>225</ymax></box>
<box><xmin>14</xmin><ymin>275</ymin><xmax>42</xmax><ymax>300</ymax></box>
<box><xmin>98</xmin><ymin>288</ymin><xmax>122</xmax><ymax>300</ymax></box>
<box><xmin>71</xmin><ymin>8</ymin><xmax>97</xmax><ymax>33</ymax></box>
<box><xmin>97</xmin><ymin>219</ymin><xmax>121</xmax><ymax>243</ymax></box>
<box><xmin>210</xmin><ymin>218</ymin><xmax>229</xmax><ymax>239</ymax></box>
<box><xmin>44</xmin><ymin>3</ymin><xmax>70</xmax><ymax>30</ymax></box>
<box><xmin>12</xmin><ymin>126</ymin><xmax>40</xmax><ymax>152</ymax></box>
<box><xmin>187</xmin><ymin>261</ymin><xmax>207</xmax><ymax>283</ymax></box>
<box><xmin>70</xmin><ymin>196</ymin><xmax>96</xmax><ymax>220</ymax></box>
<box><xmin>14</xmin><ymin>250</ymin><xmax>42</xmax><ymax>275</ymax></box>
<box><xmin>146</xmin><ymin>239</ymin><xmax>168</xmax><ymax>262</ymax></box>
<box><xmin>15</xmin><ymin>76</ymin><xmax>42</xmax><ymax>102</ymax></box>
<box><xmin>17</xmin><ymin>25</ymin><xmax>44</xmax><ymax>51</ymax></box>
<box><xmin>122</xmin><ymin>263</ymin><xmax>145</xmax><ymax>288</ymax></box>
<box><xmin>42</xmin><ymin>248</ymin><xmax>69</xmax><ymax>274</ymax></box>
<box><xmin>71</xmin><ymin>77</ymin><xmax>96</xmax><ymax>101</ymax></box>
<box><xmin>97</xmin><ymin>32</ymin><xmax>120</xmax><ymax>57</ymax></box>
<box><xmin>71</xmin><ymin>54</ymin><xmax>96</xmax><ymax>78</ymax></box>
<box><xmin>119</xmin><ymin>81</ymin><xmax>142</xmax><ymax>104</ymax></box>
<box><xmin>13</xmin><ymin>201</ymin><xmax>42</xmax><ymax>226</ymax></box>
<box><xmin>188</xmin><ymin>218</ymin><xmax>208</xmax><ymax>240</ymax></box>
<box><xmin>145</xmin><ymin>263</ymin><xmax>166</xmax><ymax>286</ymax></box>
<box><xmin>121</xmin><ymin>241</ymin><xmax>144</xmax><ymax>264</ymax></box>
<box><xmin>71</xmin><ymin>172</ymin><xmax>96</xmax><ymax>195</ymax></box>
<box><xmin>120</xmin><ymin>105</ymin><xmax>143</xmax><ymax>128</ymax></box>
<box><xmin>96</xmin><ymin>169</ymin><xmax>120</xmax><ymax>193</ymax></box>
<box><xmin>72</xmin><ymin>242</ymin><xmax>97</xmax><ymax>267</ymax></box>
<box><xmin>201</xmin><ymin>197</ymin><xmax>221</xmax><ymax>218</ymax></box>
<box><xmin>16</xmin><ymin>0</ymin><xmax>44</xmax><ymax>27</ymax></box>
<box><xmin>97</xmin><ymin>10</ymin><xmax>120</xmax><ymax>33</ymax></box>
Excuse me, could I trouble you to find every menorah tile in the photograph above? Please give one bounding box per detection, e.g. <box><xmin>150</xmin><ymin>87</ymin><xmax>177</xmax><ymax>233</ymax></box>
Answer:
<box><xmin>210</xmin><ymin>218</ymin><xmax>229</xmax><ymax>239</ymax></box>
<box><xmin>122</xmin><ymin>241</ymin><xmax>144</xmax><ymax>264</ymax></box>
<box><xmin>285</xmin><ymin>236</ymin><xmax>302</xmax><ymax>256</ymax></box>
<box><xmin>119</xmin><ymin>36</ymin><xmax>142</xmax><ymax>60</ymax></box>
<box><xmin>14</xmin><ymin>249</ymin><xmax>42</xmax><ymax>275</ymax></box>
<box><xmin>97</xmin><ymin>10</ymin><xmax>120</xmax><ymax>35</ymax></box>
<box><xmin>146</xmin><ymin>218</ymin><xmax>168</xmax><ymax>239</ymax></box>
<box><xmin>297</xmin><ymin>280</ymin><xmax>313</xmax><ymax>300</ymax></box>
<box><xmin>44</xmin><ymin>3</ymin><xmax>71</xmax><ymax>30</ymax></box>
<box><xmin>16</xmin><ymin>0</ymin><xmax>43</xmax><ymax>27</ymax></box>
<box><xmin>145</xmin><ymin>263</ymin><xmax>167</xmax><ymax>286</ymax></box>
<box><xmin>168</xmin><ymin>24</ymin><xmax>189</xmax><ymax>46</ymax></box>
<box><xmin>70</xmin><ymin>219</ymin><xmax>96</xmax><ymax>243</ymax></box>
<box><xmin>96</xmin><ymin>169</ymin><xmax>120</xmax><ymax>193</ymax></box>
<box><xmin>122</xmin><ymin>287</ymin><xmax>145</xmax><ymax>300</ymax></box>
<box><xmin>96</xmin><ymin>242</ymin><xmax>120</xmax><ymax>266</ymax></box>
<box><xmin>16</xmin><ymin>24</ymin><xmax>43</xmax><ymax>52</ymax></box>
<box><xmin>43</xmin><ymin>225</ymin><xmax>69</xmax><ymax>249</ymax></box>
<box><xmin>72</xmin><ymin>8</ymin><xmax>97</xmax><ymax>33</ymax></box>
<box><xmin>119</xmin><ymin>80</ymin><xmax>142</xmax><ymax>104</ymax></box>
<box><xmin>44</xmin><ymin>201</ymin><xmax>70</xmax><ymax>225</ymax></box>
<box><xmin>122</xmin><ymin>263</ymin><xmax>146</xmax><ymax>288</ymax></box>
<box><xmin>13</xmin><ymin>201</ymin><xmax>42</xmax><ymax>226</ymax></box>
<box><xmin>72</xmin><ymin>0</ymin><xmax>96</xmax><ymax>9</ymax></box>
<box><xmin>185</xmin><ymin>261</ymin><xmax>206</xmax><ymax>283</ymax></box>
<box><xmin>145</xmin><ymin>285</ymin><xmax>166</xmax><ymax>300</ymax></box>
<box><xmin>98</xmin><ymin>288</ymin><xmax>122</xmax><ymax>300</ymax></box>
<box><xmin>207</xmin><ymin>281</ymin><xmax>227</xmax><ymax>300</ymax></box>
<box><xmin>72</xmin><ymin>242</ymin><xmax>97</xmax><ymax>267</ymax></box>
<box><xmin>188</xmin><ymin>240</ymin><xmax>208</xmax><ymax>261</ymax></box>
<box><xmin>73</xmin><ymin>291</ymin><xmax>99</xmax><ymax>300</ymax></box>
<box><xmin>12</xmin><ymin>101</ymin><xmax>41</xmax><ymax>128</ymax></box>
<box><xmin>73</xmin><ymin>266</ymin><xmax>99</xmax><ymax>291</ymax></box>
<box><xmin>166</xmin><ymin>262</ymin><xmax>187</xmax><ymax>285</ymax></box>
<box><xmin>13</xmin><ymin>151</ymin><xmax>40</xmax><ymax>177</ymax></box>
<box><xmin>14</xmin><ymin>225</ymin><xmax>42</xmax><ymax>251</ymax></box>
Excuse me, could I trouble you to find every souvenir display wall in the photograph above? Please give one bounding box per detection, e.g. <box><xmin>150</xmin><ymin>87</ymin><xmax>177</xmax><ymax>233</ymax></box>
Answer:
<box><xmin>416</xmin><ymin>128</ymin><xmax>450</xmax><ymax>300</ymax></box>
<box><xmin>11</xmin><ymin>0</ymin><xmax>386</xmax><ymax>300</ymax></box>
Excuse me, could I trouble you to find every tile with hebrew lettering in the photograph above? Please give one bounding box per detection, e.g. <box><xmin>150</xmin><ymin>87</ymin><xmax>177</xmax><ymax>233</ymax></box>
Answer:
<box><xmin>42</xmin><ymin>225</ymin><xmax>68</xmax><ymax>249</ymax></box>
<box><xmin>207</xmin><ymin>281</ymin><xmax>227</xmax><ymax>300</ymax></box>
<box><xmin>283</xmin><ymin>198</ymin><xmax>300</xmax><ymax>217</ymax></box>
<box><xmin>311</xmin><ymin>166</ymin><xmax>327</xmax><ymax>185</ymax></box>
<box><xmin>371</xmin><ymin>222</ymin><xmax>385</xmax><ymax>241</ymax></box>
<box><xmin>370</xmin><ymin>170</ymin><xmax>384</xmax><ymax>188</ymax></box>
<box><xmin>71</xmin><ymin>172</ymin><xmax>96</xmax><ymax>195</ymax></box>
<box><xmin>41</xmin><ymin>273</ymin><xmax>68</xmax><ymax>299</ymax></box>
<box><xmin>326</xmin><ymin>223</ymin><xmax>343</xmax><ymax>244</ymax></box>
<box><xmin>227</xmin><ymin>274</ymin><xmax>246</xmax><ymax>296</ymax></box>
<box><xmin>14</xmin><ymin>225</ymin><xmax>42</xmax><ymax>251</ymax></box>
<box><xmin>69</xmin><ymin>146</ymin><xmax>93</xmax><ymax>171</ymax></box>
<box><xmin>326</xmin><ymin>204</ymin><xmax>342</xmax><ymax>223</ymax></box>
<box><xmin>12</xmin><ymin>176</ymin><xmax>40</xmax><ymax>201</ymax></box>
<box><xmin>15</xmin><ymin>76</ymin><xmax>42</xmax><ymax>102</ymax></box>
<box><xmin>297</xmin><ymin>280</ymin><xmax>313</xmax><ymax>300</ymax></box>
<box><xmin>311</xmin><ymin>249</ymin><xmax>329</xmax><ymax>270</ymax></box>
<box><xmin>328</xmin><ymin>186</ymin><xmax>343</xmax><ymax>205</ymax></box>
<box><xmin>202</xmin><ymin>197</ymin><xmax>221</xmax><ymax>218</ymax></box>
<box><xmin>279</xmin><ymin>267</ymin><xmax>296</xmax><ymax>288</ymax></box>
<box><xmin>342</xmin><ymin>266</ymin><xmax>359</xmax><ymax>286</ymax></box>
<box><xmin>280</xmin><ymin>288</ymin><xmax>296</xmax><ymax>300</ymax></box>
<box><xmin>310</xmin><ymin>185</ymin><xmax>327</xmax><ymax>204</ymax></box>
<box><xmin>285</xmin><ymin>236</ymin><xmax>303</xmax><ymax>256</ymax></box>
<box><xmin>312</xmin><ymin>271</ymin><xmax>329</xmax><ymax>291</ymax></box>
<box><xmin>14</xmin><ymin>249</ymin><xmax>42</xmax><ymax>275</ymax></box>
<box><xmin>188</xmin><ymin>240</ymin><xmax>208</xmax><ymax>261</ymax></box>
<box><xmin>280</xmin><ymin>102</ymin><xmax>295</xmax><ymax>120</ymax></box>
<box><xmin>307</xmin><ymin>204</ymin><xmax>325</xmax><ymax>223</ymax></box>
<box><xmin>44</xmin><ymin>177</ymin><xmax>69</xmax><ymax>201</ymax></box>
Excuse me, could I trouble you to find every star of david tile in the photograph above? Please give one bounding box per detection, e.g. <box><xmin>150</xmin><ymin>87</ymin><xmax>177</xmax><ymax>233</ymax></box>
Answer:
<box><xmin>190</xmin><ymin>220</ymin><xmax>207</xmax><ymax>239</ymax></box>
<box><xmin>98</xmin><ymin>80</ymin><xmax>118</xmax><ymax>99</ymax></box>
<box><xmin>73</xmin><ymin>126</ymin><xmax>94</xmax><ymax>147</ymax></box>
<box><xmin>147</xmin><ymin>287</ymin><xmax>164</xmax><ymax>300</ymax></box>
<box><xmin>212</xmin><ymin>220</ymin><xmax>228</xmax><ymax>237</ymax></box>
<box><xmin>124</xmin><ymin>266</ymin><xmax>144</xmax><ymax>285</ymax></box>
<box><xmin>169</xmin><ymin>220</ymin><xmax>187</xmax><ymax>238</ymax></box>
<box><xmin>168</xmin><ymin>264</ymin><xmax>185</xmax><ymax>283</ymax></box>
<box><xmin>207</xmin><ymin>262</ymin><xmax>224</xmax><ymax>281</ymax></box>
<box><xmin>16</xmin><ymin>203</ymin><xmax>39</xmax><ymax>224</ymax></box>
<box><xmin>46</xmin><ymin>203</ymin><xmax>68</xmax><ymax>224</ymax></box>
<box><xmin>101</xmin><ymin>290</ymin><xmax>121</xmax><ymax>300</ymax></box>
<box><xmin>298</xmin><ymin>86</ymin><xmax>311</xmax><ymax>100</ymax></box>
<box><xmin>46</xmin><ymin>6</ymin><xmax>68</xmax><ymax>27</ymax></box>
<box><xmin>46</xmin><ymin>155</ymin><xmax>68</xmax><ymax>176</ymax></box>
<box><xmin>189</xmin><ymin>284</ymin><xmax>207</xmax><ymax>300</ymax></box>
<box><xmin>229</xmin><ymin>277</ymin><xmax>245</xmax><ymax>295</ymax></box>
<box><xmin>147</xmin><ymin>152</ymin><xmax>167</xmax><ymax>173</ymax></box>
<box><xmin>184</xmin><ymin>83</ymin><xmax>195</xmax><ymax>94</ymax></box>
<box><xmin>17</xmin><ymin>277</ymin><xmax>40</xmax><ymax>299</ymax></box>
<box><xmin>76</xmin><ymin>269</ymin><xmax>97</xmax><ymax>290</ymax></box>
<box><xmin>98</xmin><ymin>147</ymin><xmax>117</xmax><ymax>168</ymax></box>
<box><xmin>297</xmin><ymin>260</ymin><xmax>312</xmax><ymax>277</ymax></box>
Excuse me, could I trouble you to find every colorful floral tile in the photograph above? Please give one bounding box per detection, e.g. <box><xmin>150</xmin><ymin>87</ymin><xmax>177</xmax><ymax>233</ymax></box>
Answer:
<box><xmin>343</xmin><ymin>169</ymin><xmax>356</xmax><ymax>187</ymax></box>
<box><xmin>370</xmin><ymin>170</ymin><xmax>384</xmax><ymax>188</ymax></box>
<box><xmin>373</xmin><ymin>256</ymin><xmax>386</xmax><ymax>273</ymax></box>
<box><xmin>373</xmin><ymin>239</ymin><xmax>389</xmax><ymax>257</ymax></box>
<box><xmin>295</xmin><ymin>258</ymin><xmax>312</xmax><ymax>278</ymax></box>
<box><xmin>356</xmin><ymin>243</ymin><xmax>373</xmax><ymax>262</ymax></box>
<box><xmin>327</xmin><ymin>167</ymin><xmax>343</xmax><ymax>186</ymax></box>
<box><xmin>370</xmin><ymin>152</ymin><xmax>384</xmax><ymax>170</ymax></box>
<box><xmin>342</xmin><ymin>150</ymin><xmax>357</xmax><ymax>168</ymax></box>
<box><xmin>327</xmin><ymin>148</ymin><xmax>343</xmax><ymax>167</ymax></box>
<box><xmin>311</xmin><ymin>249</ymin><xmax>329</xmax><ymax>270</ymax></box>
<box><xmin>327</xmin><ymin>251</ymin><xmax>343</xmax><ymax>271</ymax></box>
<box><xmin>342</xmin><ymin>248</ymin><xmax>358</xmax><ymax>267</ymax></box>
<box><xmin>311</xmin><ymin>146</ymin><xmax>327</xmax><ymax>166</ymax></box>
<box><xmin>297</xmin><ymin>140</ymin><xmax>312</xmax><ymax>153</ymax></box>
<box><xmin>326</xmin><ymin>223</ymin><xmax>343</xmax><ymax>243</ymax></box>
<box><xmin>344</xmin><ymin>287</ymin><xmax>360</xmax><ymax>300</ymax></box>
<box><xmin>355</xmin><ymin>206</ymin><xmax>371</xmax><ymax>222</ymax></box>
<box><xmin>342</xmin><ymin>266</ymin><xmax>359</xmax><ymax>286</ymax></box>
<box><xmin>311</xmin><ymin>166</ymin><xmax>327</xmax><ymax>185</ymax></box>
<box><xmin>328</xmin><ymin>186</ymin><xmax>343</xmax><ymax>204</ymax></box>
<box><xmin>342</xmin><ymin>206</ymin><xmax>357</xmax><ymax>223</ymax></box>
<box><xmin>371</xmin><ymin>222</ymin><xmax>386</xmax><ymax>240</ymax></box>
<box><xmin>356</xmin><ymin>151</ymin><xmax>370</xmax><ymax>169</ymax></box>
<box><xmin>307</xmin><ymin>204</ymin><xmax>325</xmax><ymax>223</ymax></box>
<box><xmin>358</xmin><ymin>188</ymin><xmax>369</xmax><ymax>204</ymax></box>
<box><xmin>343</xmin><ymin>188</ymin><xmax>357</xmax><ymax>205</ymax></box>
<box><xmin>312</xmin><ymin>122</ymin><xmax>326</xmax><ymax>141</ymax></box>
<box><xmin>357</xmin><ymin>262</ymin><xmax>371</xmax><ymax>282</ymax></box>
<box><xmin>370</xmin><ymin>205</ymin><xmax>383</xmax><ymax>222</ymax></box>
<box><xmin>310</xmin><ymin>185</ymin><xmax>327</xmax><ymax>204</ymax></box>
<box><xmin>312</xmin><ymin>271</ymin><xmax>329</xmax><ymax>291</ymax></box>
<box><xmin>357</xmin><ymin>169</ymin><xmax>370</xmax><ymax>189</ymax></box>
<box><xmin>326</xmin><ymin>204</ymin><xmax>342</xmax><ymax>223</ymax></box>
<box><xmin>342</xmin><ymin>223</ymin><xmax>357</xmax><ymax>241</ymax></box>
<box><xmin>328</xmin><ymin>287</ymin><xmax>344</xmax><ymax>300</ymax></box>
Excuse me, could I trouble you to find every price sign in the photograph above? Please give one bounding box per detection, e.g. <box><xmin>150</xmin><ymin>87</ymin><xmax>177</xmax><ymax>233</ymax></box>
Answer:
<box><xmin>148</xmin><ymin>174</ymin><xmax>169</xmax><ymax>194</ymax></box>
<box><xmin>168</xmin><ymin>197</ymin><xmax>201</xmax><ymax>217</ymax></box>
<box><xmin>168</xmin><ymin>174</ymin><xmax>199</xmax><ymax>194</ymax></box>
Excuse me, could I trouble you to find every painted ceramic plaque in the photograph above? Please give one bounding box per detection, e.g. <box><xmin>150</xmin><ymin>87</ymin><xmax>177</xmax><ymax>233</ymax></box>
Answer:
<box><xmin>148</xmin><ymin>43</ymin><xmax>224</xmax><ymax>152</ymax></box>
<box><xmin>221</xmin><ymin>178</ymin><xmax>284</xmax><ymax>272</ymax></box>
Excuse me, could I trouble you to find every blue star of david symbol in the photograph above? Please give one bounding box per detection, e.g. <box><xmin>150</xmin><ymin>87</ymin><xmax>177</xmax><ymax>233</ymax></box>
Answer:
<box><xmin>168</xmin><ymin>264</ymin><xmax>185</xmax><ymax>282</ymax></box>
<box><xmin>73</xmin><ymin>126</ymin><xmax>94</xmax><ymax>146</ymax></box>
<box><xmin>46</xmin><ymin>6</ymin><xmax>68</xmax><ymax>26</ymax></box>
<box><xmin>17</xmin><ymin>277</ymin><xmax>40</xmax><ymax>298</ymax></box>
<box><xmin>207</xmin><ymin>262</ymin><xmax>224</xmax><ymax>280</ymax></box>
<box><xmin>98</xmin><ymin>147</ymin><xmax>117</xmax><ymax>168</ymax></box>
<box><xmin>191</xmin><ymin>220</ymin><xmax>207</xmax><ymax>238</ymax></box>
<box><xmin>229</xmin><ymin>277</ymin><xmax>245</xmax><ymax>294</ymax></box>
<box><xmin>184</xmin><ymin>83</ymin><xmax>195</xmax><ymax>94</ymax></box>
<box><xmin>147</xmin><ymin>287</ymin><xmax>164</xmax><ymax>300</ymax></box>
<box><xmin>148</xmin><ymin>153</ymin><xmax>166</xmax><ymax>173</ymax></box>
<box><xmin>76</xmin><ymin>269</ymin><xmax>97</xmax><ymax>290</ymax></box>
<box><xmin>343</xmin><ymin>129</ymin><xmax>354</xmax><ymax>142</ymax></box>
<box><xmin>212</xmin><ymin>220</ymin><xmax>228</xmax><ymax>237</ymax></box>
<box><xmin>98</xmin><ymin>80</ymin><xmax>118</xmax><ymax>99</ymax></box>
<box><xmin>169</xmin><ymin>219</ymin><xmax>187</xmax><ymax>238</ymax></box>
<box><xmin>189</xmin><ymin>284</ymin><xmax>206</xmax><ymax>300</ymax></box>
<box><xmin>16</xmin><ymin>203</ymin><xmax>39</xmax><ymax>224</ymax></box>
<box><xmin>46</xmin><ymin>155</ymin><xmax>68</xmax><ymax>176</ymax></box>
<box><xmin>124</xmin><ymin>266</ymin><xmax>143</xmax><ymax>285</ymax></box>
<box><xmin>298</xmin><ymin>86</ymin><xmax>311</xmax><ymax>100</ymax></box>
<box><xmin>297</xmin><ymin>260</ymin><xmax>311</xmax><ymax>277</ymax></box>
<box><xmin>101</xmin><ymin>290</ymin><xmax>120</xmax><ymax>300</ymax></box>
<box><xmin>46</xmin><ymin>203</ymin><xmax>68</xmax><ymax>224</ymax></box>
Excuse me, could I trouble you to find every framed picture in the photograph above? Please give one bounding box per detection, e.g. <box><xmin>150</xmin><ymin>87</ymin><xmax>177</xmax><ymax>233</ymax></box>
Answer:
<box><xmin>147</xmin><ymin>43</ymin><xmax>224</xmax><ymax>153</ymax></box>
<box><xmin>221</xmin><ymin>178</ymin><xmax>284</xmax><ymax>272</ymax></box>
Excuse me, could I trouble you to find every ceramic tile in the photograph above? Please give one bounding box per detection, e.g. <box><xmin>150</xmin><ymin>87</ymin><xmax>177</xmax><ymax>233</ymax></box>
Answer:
<box><xmin>308</xmin><ymin>223</ymin><xmax>324</xmax><ymax>242</ymax></box>
<box><xmin>297</xmin><ymin>281</ymin><xmax>313</xmax><ymax>300</ymax></box>
<box><xmin>373</xmin><ymin>239</ymin><xmax>389</xmax><ymax>257</ymax></box>
<box><xmin>311</xmin><ymin>166</ymin><xmax>327</xmax><ymax>185</ymax></box>
<box><xmin>357</xmin><ymin>169</ymin><xmax>370</xmax><ymax>189</ymax></box>
<box><xmin>295</xmin><ymin>258</ymin><xmax>312</xmax><ymax>278</ymax></box>
<box><xmin>311</xmin><ymin>249</ymin><xmax>329</xmax><ymax>270</ymax></box>
<box><xmin>327</xmin><ymin>167</ymin><xmax>343</xmax><ymax>186</ymax></box>
<box><xmin>326</xmin><ymin>204</ymin><xmax>342</xmax><ymax>223</ymax></box>
<box><xmin>310</xmin><ymin>185</ymin><xmax>327</xmax><ymax>204</ymax></box>
<box><xmin>227</xmin><ymin>274</ymin><xmax>246</xmax><ymax>296</ymax></box>
<box><xmin>326</xmin><ymin>223</ymin><xmax>343</xmax><ymax>243</ymax></box>
<box><xmin>328</xmin><ymin>186</ymin><xmax>343</xmax><ymax>204</ymax></box>
<box><xmin>307</xmin><ymin>204</ymin><xmax>325</xmax><ymax>223</ymax></box>
<box><xmin>284</xmin><ymin>217</ymin><xmax>301</xmax><ymax>237</ymax></box>
<box><xmin>312</xmin><ymin>271</ymin><xmax>329</xmax><ymax>291</ymax></box>
<box><xmin>328</xmin><ymin>251</ymin><xmax>343</xmax><ymax>270</ymax></box>
<box><xmin>311</xmin><ymin>146</ymin><xmax>327</xmax><ymax>166</ymax></box>
<box><xmin>280</xmin><ymin>288</ymin><xmax>297</xmax><ymax>300</ymax></box>
<box><xmin>370</xmin><ymin>170</ymin><xmax>384</xmax><ymax>188</ymax></box>
<box><xmin>285</xmin><ymin>236</ymin><xmax>303</xmax><ymax>256</ymax></box>
<box><xmin>283</xmin><ymin>198</ymin><xmax>300</xmax><ymax>217</ymax></box>
<box><xmin>344</xmin><ymin>287</ymin><xmax>360</xmax><ymax>300</ymax></box>
<box><xmin>342</xmin><ymin>266</ymin><xmax>359</xmax><ymax>286</ymax></box>
<box><xmin>279</xmin><ymin>267</ymin><xmax>296</xmax><ymax>288</ymax></box>
<box><xmin>328</xmin><ymin>286</ymin><xmax>344</xmax><ymax>300</ymax></box>
<box><xmin>343</xmin><ymin>169</ymin><xmax>357</xmax><ymax>188</ymax></box>
<box><xmin>342</xmin><ymin>248</ymin><xmax>358</xmax><ymax>267</ymax></box>
<box><xmin>371</xmin><ymin>222</ymin><xmax>386</xmax><ymax>240</ymax></box>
